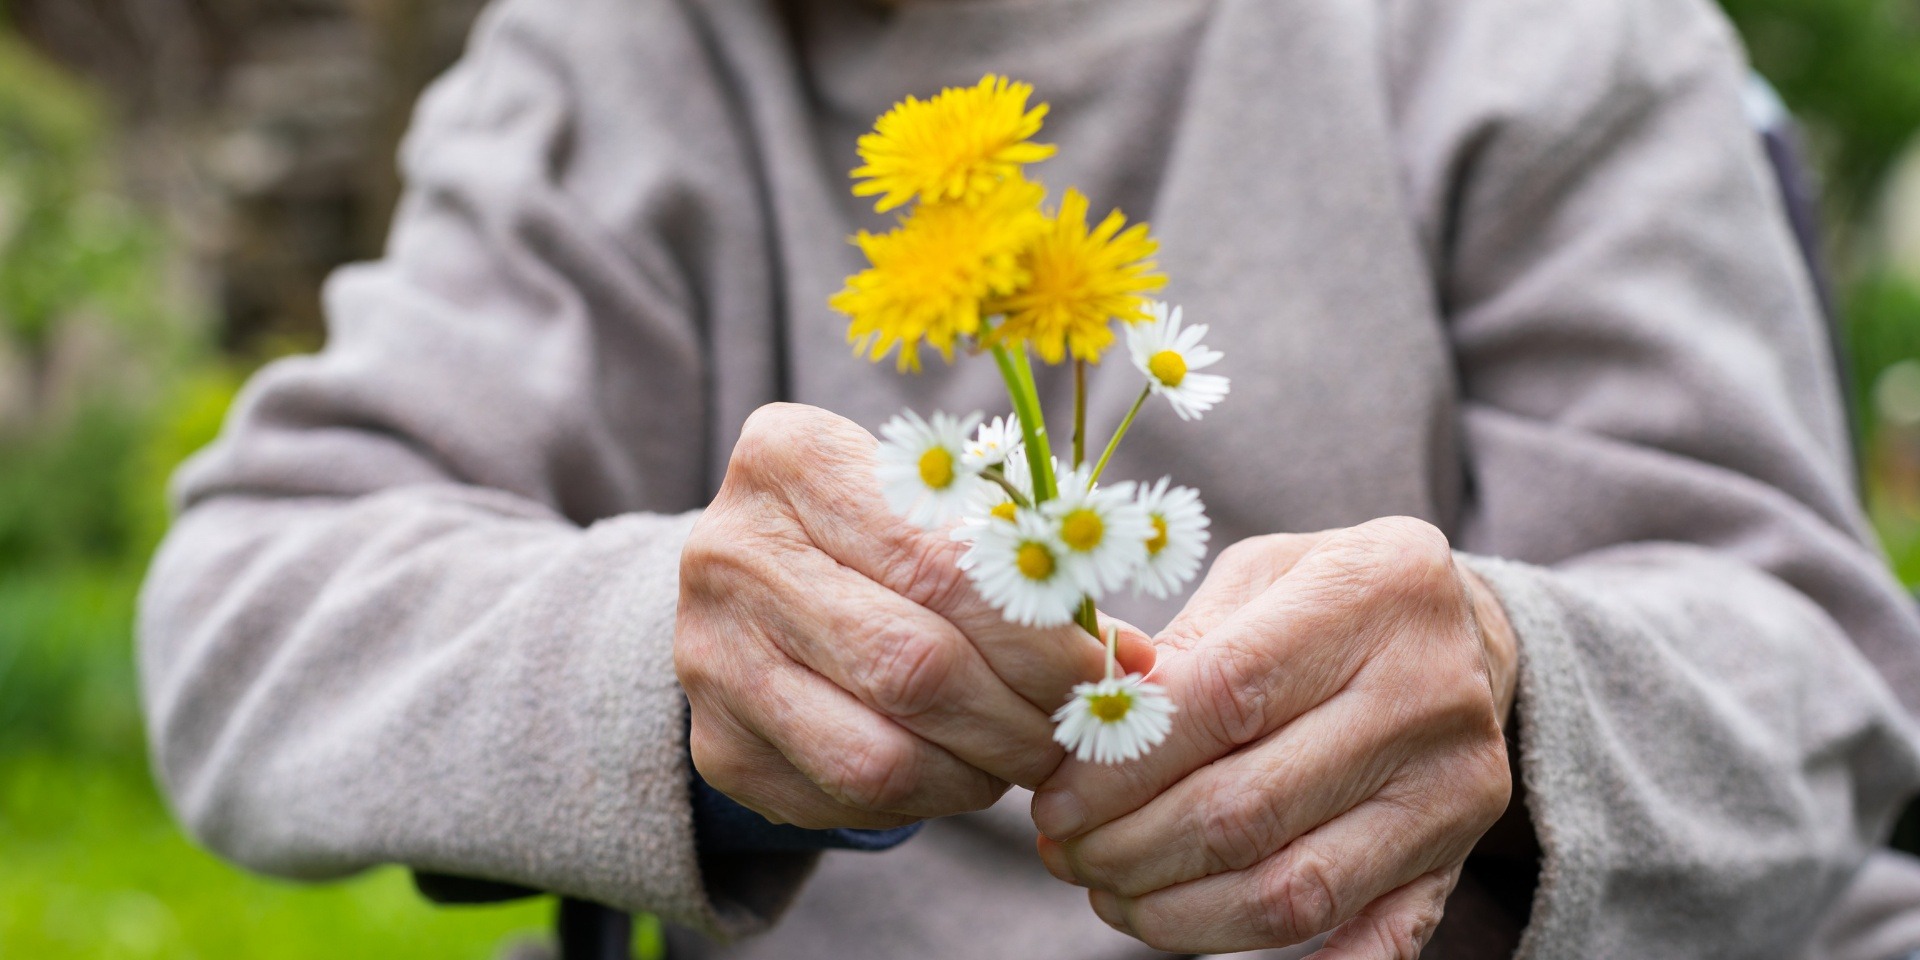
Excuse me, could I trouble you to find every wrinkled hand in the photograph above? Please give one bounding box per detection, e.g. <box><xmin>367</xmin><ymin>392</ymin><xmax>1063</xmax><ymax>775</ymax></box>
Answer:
<box><xmin>676</xmin><ymin>403</ymin><xmax>1150</xmax><ymax>830</ymax></box>
<box><xmin>1031</xmin><ymin>517</ymin><xmax>1517</xmax><ymax>957</ymax></box>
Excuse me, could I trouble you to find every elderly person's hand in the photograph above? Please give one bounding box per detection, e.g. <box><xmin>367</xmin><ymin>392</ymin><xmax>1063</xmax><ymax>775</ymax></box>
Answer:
<box><xmin>1031</xmin><ymin>517</ymin><xmax>1518</xmax><ymax>956</ymax></box>
<box><xmin>676</xmin><ymin>402</ymin><xmax>1151</xmax><ymax>830</ymax></box>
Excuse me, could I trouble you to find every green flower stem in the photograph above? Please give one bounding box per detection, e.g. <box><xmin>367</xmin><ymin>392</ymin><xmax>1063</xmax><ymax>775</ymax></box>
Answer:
<box><xmin>1089</xmin><ymin>385</ymin><xmax>1151</xmax><ymax>485</ymax></box>
<box><xmin>987</xmin><ymin>340</ymin><xmax>1092</xmax><ymax>637</ymax></box>
<box><xmin>982</xmin><ymin>467</ymin><xmax>1032</xmax><ymax>509</ymax></box>
<box><xmin>1072</xmin><ymin>360</ymin><xmax>1088</xmax><ymax>469</ymax></box>
<box><xmin>990</xmin><ymin>342</ymin><xmax>1057</xmax><ymax>503</ymax></box>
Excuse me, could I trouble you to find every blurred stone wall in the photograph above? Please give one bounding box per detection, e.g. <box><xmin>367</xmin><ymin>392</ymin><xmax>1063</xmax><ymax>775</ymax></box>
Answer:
<box><xmin>10</xmin><ymin>0</ymin><xmax>488</xmax><ymax>350</ymax></box>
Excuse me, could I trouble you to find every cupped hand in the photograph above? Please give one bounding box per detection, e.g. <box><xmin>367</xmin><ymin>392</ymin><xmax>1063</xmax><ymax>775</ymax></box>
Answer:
<box><xmin>1031</xmin><ymin>516</ymin><xmax>1517</xmax><ymax>957</ymax></box>
<box><xmin>675</xmin><ymin>402</ymin><xmax>1151</xmax><ymax>831</ymax></box>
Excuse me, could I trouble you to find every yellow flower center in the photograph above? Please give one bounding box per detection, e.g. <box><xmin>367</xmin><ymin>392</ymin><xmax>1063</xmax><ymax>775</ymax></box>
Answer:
<box><xmin>1059</xmin><ymin>508</ymin><xmax>1105</xmax><ymax>552</ymax></box>
<box><xmin>1148</xmin><ymin>350</ymin><xmax>1187</xmax><ymax>388</ymax></box>
<box><xmin>1146</xmin><ymin>515</ymin><xmax>1169</xmax><ymax>556</ymax></box>
<box><xmin>990</xmin><ymin>501</ymin><xmax>1019</xmax><ymax>522</ymax></box>
<box><xmin>1087</xmin><ymin>691</ymin><xmax>1133</xmax><ymax>723</ymax></box>
<box><xmin>1016</xmin><ymin>542</ymin><xmax>1056</xmax><ymax>580</ymax></box>
<box><xmin>918</xmin><ymin>447</ymin><xmax>956</xmax><ymax>489</ymax></box>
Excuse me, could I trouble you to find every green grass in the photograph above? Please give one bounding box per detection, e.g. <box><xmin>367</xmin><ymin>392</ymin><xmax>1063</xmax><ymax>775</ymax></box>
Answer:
<box><xmin>0</xmin><ymin>444</ymin><xmax>665</xmax><ymax>960</ymax></box>
<box><xmin>0</xmin><ymin>752</ymin><xmax>554</xmax><ymax>960</ymax></box>
<box><xmin>0</xmin><ymin>550</ymin><xmax>564</xmax><ymax>959</ymax></box>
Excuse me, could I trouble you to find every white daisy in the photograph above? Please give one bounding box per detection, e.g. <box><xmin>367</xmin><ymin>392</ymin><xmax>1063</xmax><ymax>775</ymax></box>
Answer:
<box><xmin>1044</xmin><ymin>466</ymin><xmax>1153</xmax><ymax>597</ymax></box>
<box><xmin>952</xmin><ymin>445</ymin><xmax>1034</xmax><ymax>557</ymax></box>
<box><xmin>876</xmin><ymin>409</ymin><xmax>984</xmax><ymax>529</ymax></box>
<box><xmin>1132</xmin><ymin>477</ymin><xmax>1210</xmax><ymax>599</ymax></box>
<box><xmin>963</xmin><ymin>415</ymin><xmax>1025</xmax><ymax>470</ymax></box>
<box><xmin>963</xmin><ymin>508</ymin><xmax>1085</xmax><ymax>627</ymax></box>
<box><xmin>1053</xmin><ymin>673</ymin><xmax>1178</xmax><ymax>764</ymax></box>
<box><xmin>1127</xmin><ymin>301</ymin><xmax>1230</xmax><ymax>421</ymax></box>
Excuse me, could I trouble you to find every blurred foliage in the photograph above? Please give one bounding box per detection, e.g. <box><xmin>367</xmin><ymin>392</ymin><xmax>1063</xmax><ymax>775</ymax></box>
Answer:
<box><xmin>0</xmin><ymin>27</ymin><xmax>556</xmax><ymax>960</ymax></box>
<box><xmin>1721</xmin><ymin>0</ymin><xmax>1920</xmax><ymax>585</ymax></box>
<box><xmin>1847</xmin><ymin>275</ymin><xmax>1920</xmax><ymax>435</ymax></box>
<box><xmin>0</xmin><ymin>30</ymin><xmax>181</xmax><ymax>382</ymax></box>
<box><xmin>1721</xmin><ymin>0</ymin><xmax>1920</xmax><ymax>220</ymax></box>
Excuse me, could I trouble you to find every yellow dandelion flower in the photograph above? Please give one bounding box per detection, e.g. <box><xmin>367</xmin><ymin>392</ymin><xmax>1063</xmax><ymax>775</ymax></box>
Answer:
<box><xmin>992</xmin><ymin>189</ymin><xmax>1166</xmax><ymax>365</ymax></box>
<box><xmin>831</xmin><ymin>177</ymin><xmax>1047</xmax><ymax>371</ymax></box>
<box><xmin>852</xmin><ymin>75</ymin><xmax>1058</xmax><ymax>213</ymax></box>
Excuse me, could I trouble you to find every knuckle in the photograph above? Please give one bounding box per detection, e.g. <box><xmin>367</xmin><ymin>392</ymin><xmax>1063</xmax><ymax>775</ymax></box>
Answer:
<box><xmin>886</xmin><ymin>538</ymin><xmax>973</xmax><ymax>613</ymax></box>
<box><xmin>687</xmin><ymin>720</ymin><xmax>752</xmax><ymax>798</ymax></box>
<box><xmin>730</xmin><ymin>405</ymin><xmax>795</xmax><ymax>477</ymax></box>
<box><xmin>1213</xmin><ymin>534</ymin><xmax>1296</xmax><ymax>586</ymax></box>
<box><xmin>1470</xmin><ymin>743</ymin><xmax>1515</xmax><ymax>823</ymax></box>
<box><xmin>670</xmin><ymin>628</ymin><xmax>716</xmax><ymax>690</ymax></box>
<box><xmin>672</xmin><ymin>600</ymin><xmax>746</xmax><ymax>694</ymax></box>
<box><xmin>677</xmin><ymin>519</ymin><xmax>731</xmax><ymax>585</ymax></box>
<box><xmin>738</xmin><ymin>402</ymin><xmax>809</xmax><ymax>446</ymax></box>
<box><xmin>1212</xmin><ymin>536</ymin><xmax>1270</xmax><ymax>573</ymax></box>
<box><xmin>732</xmin><ymin>404</ymin><xmax>848</xmax><ymax>487</ymax></box>
<box><xmin>1008</xmin><ymin>739</ymin><xmax>1067</xmax><ymax>790</ymax></box>
<box><xmin>1411</xmin><ymin>668</ymin><xmax>1494</xmax><ymax>733</ymax></box>
<box><xmin>1102</xmin><ymin>898</ymin><xmax>1176</xmax><ymax>954</ymax></box>
<box><xmin>1406</xmin><ymin>889</ymin><xmax>1448</xmax><ymax>952</ymax></box>
<box><xmin>857</xmin><ymin>615</ymin><xmax>956</xmax><ymax>718</ymax></box>
<box><xmin>1318</xmin><ymin>518</ymin><xmax>1455</xmax><ymax>601</ymax></box>
<box><xmin>1256</xmin><ymin>849</ymin><xmax>1342</xmax><ymax>944</ymax></box>
<box><xmin>1198</xmin><ymin>780</ymin><xmax>1282</xmax><ymax>873</ymax></box>
<box><xmin>1128</xmin><ymin>912</ymin><xmax>1186</xmax><ymax>954</ymax></box>
<box><xmin>957</xmin><ymin>774</ymin><xmax>1012</xmax><ymax>815</ymax></box>
<box><xmin>1192</xmin><ymin>644</ymin><xmax>1274</xmax><ymax>746</ymax></box>
<box><xmin>680</xmin><ymin>510</ymin><xmax>780</xmax><ymax>594</ymax></box>
<box><xmin>1380</xmin><ymin>892</ymin><xmax>1447</xmax><ymax>960</ymax></box>
<box><xmin>1368</xmin><ymin>517</ymin><xmax>1457</xmax><ymax>593</ymax></box>
<box><xmin>1376</xmin><ymin>918</ymin><xmax>1430</xmax><ymax>960</ymax></box>
<box><xmin>823</xmin><ymin>733</ymin><xmax>920</xmax><ymax>811</ymax></box>
<box><xmin>737</xmin><ymin>403</ymin><xmax>860</xmax><ymax>474</ymax></box>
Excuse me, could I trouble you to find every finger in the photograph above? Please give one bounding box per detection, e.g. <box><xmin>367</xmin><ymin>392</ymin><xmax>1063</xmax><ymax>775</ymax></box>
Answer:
<box><xmin>1088</xmin><ymin>783</ymin><xmax>1481</xmax><ymax>955</ymax></box>
<box><xmin>1035</xmin><ymin>520</ymin><xmax>1453</xmax><ymax>840</ymax></box>
<box><xmin>748</xmin><ymin>404</ymin><xmax>1006</xmax><ymax>633</ymax></box>
<box><xmin>1037</xmin><ymin>835</ymin><xmax>1073</xmax><ymax>883</ymax></box>
<box><xmin>754</xmin><ymin>543</ymin><xmax>1066</xmax><ymax>787</ymax></box>
<box><xmin>719</xmin><ymin>631</ymin><xmax>1006</xmax><ymax>820</ymax></box>
<box><xmin>1307</xmin><ymin>867</ymin><xmax>1457</xmax><ymax>960</ymax></box>
<box><xmin>1032</xmin><ymin>597</ymin><xmax>1354</xmax><ymax>841</ymax></box>
<box><xmin>746</xmin><ymin>403</ymin><xmax>1114</xmax><ymax>711</ymax></box>
<box><xmin>1058</xmin><ymin>688</ymin><xmax>1406</xmax><ymax>896</ymax></box>
<box><xmin>1099</xmin><ymin>611</ymin><xmax>1157</xmax><ymax>677</ymax></box>
<box><xmin>689</xmin><ymin>701</ymin><xmax>918</xmax><ymax>831</ymax></box>
<box><xmin>1157</xmin><ymin>532</ymin><xmax>1326</xmax><ymax>650</ymax></box>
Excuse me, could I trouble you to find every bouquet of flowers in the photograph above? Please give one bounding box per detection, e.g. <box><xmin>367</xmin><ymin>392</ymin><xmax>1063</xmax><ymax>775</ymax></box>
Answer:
<box><xmin>831</xmin><ymin>76</ymin><xmax>1230</xmax><ymax>765</ymax></box>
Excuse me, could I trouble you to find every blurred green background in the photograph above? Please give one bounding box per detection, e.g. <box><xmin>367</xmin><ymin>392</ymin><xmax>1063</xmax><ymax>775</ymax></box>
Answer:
<box><xmin>1</xmin><ymin>0</ymin><xmax>1918</xmax><ymax>957</ymax></box>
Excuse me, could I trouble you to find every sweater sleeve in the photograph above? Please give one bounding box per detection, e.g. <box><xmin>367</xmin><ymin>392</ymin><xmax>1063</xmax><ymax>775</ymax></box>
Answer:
<box><xmin>136</xmin><ymin>0</ymin><xmax>809</xmax><ymax>938</ymax></box>
<box><xmin>1385</xmin><ymin>0</ymin><xmax>1920</xmax><ymax>956</ymax></box>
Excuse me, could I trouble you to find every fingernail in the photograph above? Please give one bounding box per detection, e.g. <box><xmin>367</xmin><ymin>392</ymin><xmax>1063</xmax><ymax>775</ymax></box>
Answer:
<box><xmin>1032</xmin><ymin>790</ymin><xmax>1087</xmax><ymax>840</ymax></box>
<box><xmin>1117</xmin><ymin>632</ymin><xmax>1157</xmax><ymax>676</ymax></box>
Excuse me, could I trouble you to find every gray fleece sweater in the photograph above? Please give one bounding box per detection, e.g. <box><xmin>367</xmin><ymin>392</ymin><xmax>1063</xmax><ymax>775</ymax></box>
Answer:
<box><xmin>137</xmin><ymin>0</ymin><xmax>1920</xmax><ymax>957</ymax></box>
